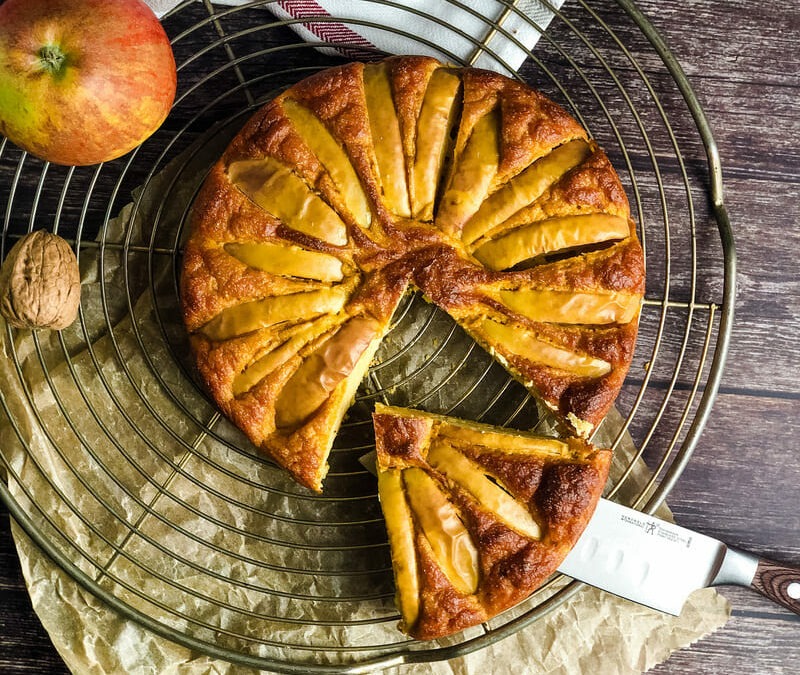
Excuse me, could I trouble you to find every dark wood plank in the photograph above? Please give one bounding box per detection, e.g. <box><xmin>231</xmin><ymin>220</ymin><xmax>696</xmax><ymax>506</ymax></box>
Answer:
<box><xmin>650</xmin><ymin>394</ymin><xmax>800</xmax><ymax>671</ymax></box>
<box><xmin>635</xmin><ymin>0</ymin><xmax>800</xmax><ymax>86</ymax></box>
<box><xmin>634</xmin><ymin>0</ymin><xmax>800</xmax><ymax>400</ymax></box>
<box><xmin>0</xmin><ymin>513</ymin><xmax>69</xmax><ymax>675</ymax></box>
<box><xmin>653</xmin><ymin>588</ymin><xmax>800</xmax><ymax>675</ymax></box>
<box><xmin>0</xmin><ymin>0</ymin><xmax>799</xmax><ymax>673</ymax></box>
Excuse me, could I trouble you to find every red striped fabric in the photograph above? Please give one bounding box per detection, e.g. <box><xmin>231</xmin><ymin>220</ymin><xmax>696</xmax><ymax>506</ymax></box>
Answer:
<box><xmin>277</xmin><ymin>0</ymin><xmax>380</xmax><ymax>59</ymax></box>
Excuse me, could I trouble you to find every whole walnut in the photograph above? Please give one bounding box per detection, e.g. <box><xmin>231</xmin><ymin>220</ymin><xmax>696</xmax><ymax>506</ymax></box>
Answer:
<box><xmin>0</xmin><ymin>230</ymin><xmax>81</xmax><ymax>330</ymax></box>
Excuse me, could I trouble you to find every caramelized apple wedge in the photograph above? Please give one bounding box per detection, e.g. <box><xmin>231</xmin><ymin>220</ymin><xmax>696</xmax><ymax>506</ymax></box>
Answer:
<box><xmin>231</xmin><ymin>317</ymin><xmax>339</xmax><ymax>397</ymax></box>
<box><xmin>281</xmin><ymin>98</ymin><xmax>372</xmax><ymax>229</ymax></box>
<box><xmin>402</xmin><ymin>467</ymin><xmax>480</xmax><ymax>596</ymax></box>
<box><xmin>274</xmin><ymin>316</ymin><xmax>381</xmax><ymax>428</ymax></box>
<box><xmin>473</xmin><ymin>213</ymin><xmax>631</xmax><ymax>271</ymax></box>
<box><xmin>200</xmin><ymin>286</ymin><xmax>350</xmax><ymax>342</ymax></box>
<box><xmin>493</xmin><ymin>288</ymin><xmax>641</xmax><ymax>325</ymax></box>
<box><xmin>478</xmin><ymin>318</ymin><xmax>611</xmax><ymax>378</ymax></box>
<box><xmin>363</xmin><ymin>63</ymin><xmax>411</xmax><ymax>217</ymax></box>
<box><xmin>436</xmin><ymin>108</ymin><xmax>500</xmax><ymax>236</ymax></box>
<box><xmin>411</xmin><ymin>68</ymin><xmax>462</xmax><ymax>221</ymax></box>
<box><xmin>427</xmin><ymin>441</ymin><xmax>542</xmax><ymax>540</ymax></box>
<box><xmin>461</xmin><ymin>139</ymin><xmax>592</xmax><ymax>245</ymax></box>
<box><xmin>377</xmin><ymin>468</ymin><xmax>420</xmax><ymax>630</ymax></box>
<box><xmin>441</xmin><ymin>423</ymin><xmax>570</xmax><ymax>457</ymax></box>
<box><xmin>224</xmin><ymin>242</ymin><xmax>344</xmax><ymax>282</ymax></box>
<box><xmin>228</xmin><ymin>158</ymin><xmax>348</xmax><ymax>246</ymax></box>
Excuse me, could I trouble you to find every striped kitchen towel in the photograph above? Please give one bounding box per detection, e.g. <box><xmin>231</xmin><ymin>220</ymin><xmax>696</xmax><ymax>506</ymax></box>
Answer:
<box><xmin>147</xmin><ymin>0</ymin><xmax>565</xmax><ymax>74</ymax></box>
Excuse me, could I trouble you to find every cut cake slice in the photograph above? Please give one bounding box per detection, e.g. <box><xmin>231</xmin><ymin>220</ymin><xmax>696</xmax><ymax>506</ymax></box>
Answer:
<box><xmin>372</xmin><ymin>403</ymin><xmax>611</xmax><ymax>640</ymax></box>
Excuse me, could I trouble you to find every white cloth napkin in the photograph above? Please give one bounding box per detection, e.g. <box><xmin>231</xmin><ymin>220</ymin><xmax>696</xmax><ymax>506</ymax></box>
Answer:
<box><xmin>146</xmin><ymin>0</ymin><xmax>565</xmax><ymax>74</ymax></box>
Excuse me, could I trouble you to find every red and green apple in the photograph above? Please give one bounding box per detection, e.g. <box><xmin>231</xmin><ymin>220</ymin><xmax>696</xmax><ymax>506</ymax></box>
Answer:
<box><xmin>0</xmin><ymin>0</ymin><xmax>177</xmax><ymax>166</ymax></box>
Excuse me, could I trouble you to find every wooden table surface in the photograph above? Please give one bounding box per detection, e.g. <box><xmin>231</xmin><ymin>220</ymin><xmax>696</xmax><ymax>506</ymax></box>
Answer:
<box><xmin>1</xmin><ymin>0</ymin><xmax>799</xmax><ymax>673</ymax></box>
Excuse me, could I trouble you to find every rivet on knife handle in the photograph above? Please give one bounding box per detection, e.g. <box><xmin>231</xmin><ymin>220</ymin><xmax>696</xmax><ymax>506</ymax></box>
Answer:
<box><xmin>750</xmin><ymin>558</ymin><xmax>800</xmax><ymax>615</ymax></box>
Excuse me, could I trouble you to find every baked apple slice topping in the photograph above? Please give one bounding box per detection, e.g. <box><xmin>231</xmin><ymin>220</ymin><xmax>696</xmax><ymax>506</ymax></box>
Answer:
<box><xmin>377</xmin><ymin>467</ymin><xmax>420</xmax><ymax>630</ymax></box>
<box><xmin>427</xmin><ymin>441</ymin><xmax>542</xmax><ymax>540</ymax></box>
<box><xmin>437</xmin><ymin>108</ymin><xmax>501</xmax><ymax>236</ymax></box>
<box><xmin>224</xmin><ymin>242</ymin><xmax>344</xmax><ymax>282</ymax></box>
<box><xmin>228</xmin><ymin>157</ymin><xmax>348</xmax><ymax>246</ymax></box>
<box><xmin>472</xmin><ymin>213</ymin><xmax>631</xmax><ymax>271</ymax></box>
<box><xmin>477</xmin><ymin>317</ymin><xmax>612</xmax><ymax>378</ymax></box>
<box><xmin>281</xmin><ymin>98</ymin><xmax>372</xmax><ymax>229</ymax></box>
<box><xmin>200</xmin><ymin>285</ymin><xmax>351</xmax><ymax>341</ymax></box>
<box><xmin>460</xmin><ymin>138</ymin><xmax>592</xmax><ymax>246</ymax></box>
<box><xmin>442</xmin><ymin>424</ymin><xmax>570</xmax><ymax>456</ymax></box>
<box><xmin>273</xmin><ymin>315</ymin><xmax>381</xmax><ymax>428</ymax></box>
<box><xmin>363</xmin><ymin>63</ymin><xmax>411</xmax><ymax>217</ymax></box>
<box><xmin>231</xmin><ymin>317</ymin><xmax>341</xmax><ymax>397</ymax></box>
<box><xmin>411</xmin><ymin>67</ymin><xmax>462</xmax><ymax>221</ymax></box>
<box><xmin>402</xmin><ymin>467</ymin><xmax>480</xmax><ymax>596</ymax></box>
<box><xmin>491</xmin><ymin>287</ymin><xmax>641</xmax><ymax>325</ymax></box>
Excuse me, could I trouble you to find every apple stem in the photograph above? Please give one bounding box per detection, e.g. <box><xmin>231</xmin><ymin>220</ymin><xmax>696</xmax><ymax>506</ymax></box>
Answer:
<box><xmin>37</xmin><ymin>45</ymin><xmax>67</xmax><ymax>76</ymax></box>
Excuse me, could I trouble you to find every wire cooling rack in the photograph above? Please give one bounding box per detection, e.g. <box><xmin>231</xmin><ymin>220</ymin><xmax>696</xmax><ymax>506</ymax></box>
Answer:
<box><xmin>0</xmin><ymin>0</ymin><xmax>735</xmax><ymax>671</ymax></box>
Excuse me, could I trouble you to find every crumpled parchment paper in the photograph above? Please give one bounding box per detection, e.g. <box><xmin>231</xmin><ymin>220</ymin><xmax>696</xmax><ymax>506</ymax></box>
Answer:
<box><xmin>10</xmin><ymin>521</ymin><xmax>731</xmax><ymax>675</ymax></box>
<box><xmin>0</xmin><ymin>129</ymin><xmax>730</xmax><ymax>674</ymax></box>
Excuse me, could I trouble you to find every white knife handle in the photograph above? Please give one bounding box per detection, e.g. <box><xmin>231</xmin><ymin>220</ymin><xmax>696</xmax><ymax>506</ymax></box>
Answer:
<box><xmin>716</xmin><ymin>547</ymin><xmax>800</xmax><ymax>616</ymax></box>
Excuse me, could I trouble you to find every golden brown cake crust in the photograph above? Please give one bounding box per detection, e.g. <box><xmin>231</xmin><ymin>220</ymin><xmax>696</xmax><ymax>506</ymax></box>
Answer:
<box><xmin>462</xmin><ymin>68</ymin><xmax>587</xmax><ymax>184</ymax></box>
<box><xmin>180</xmin><ymin>56</ymin><xmax>644</xmax><ymax>490</ymax></box>
<box><xmin>373</xmin><ymin>405</ymin><xmax>610</xmax><ymax>640</ymax></box>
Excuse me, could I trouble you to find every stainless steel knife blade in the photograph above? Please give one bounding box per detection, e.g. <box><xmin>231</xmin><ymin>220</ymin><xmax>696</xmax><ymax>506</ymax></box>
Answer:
<box><xmin>557</xmin><ymin>499</ymin><xmax>730</xmax><ymax>614</ymax></box>
<box><xmin>557</xmin><ymin>498</ymin><xmax>800</xmax><ymax>616</ymax></box>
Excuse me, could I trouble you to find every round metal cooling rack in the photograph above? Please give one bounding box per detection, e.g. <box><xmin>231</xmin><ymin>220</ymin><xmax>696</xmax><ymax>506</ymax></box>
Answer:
<box><xmin>0</xmin><ymin>0</ymin><xmax>735</xmax><ymax>672</ymax></box>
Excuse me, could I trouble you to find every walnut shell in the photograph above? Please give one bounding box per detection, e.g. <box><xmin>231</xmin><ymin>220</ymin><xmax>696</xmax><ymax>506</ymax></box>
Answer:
<box><xmin>0</xmin><ymin>231</ymin><xmax>81</xmax><ymax>330</ymax></box>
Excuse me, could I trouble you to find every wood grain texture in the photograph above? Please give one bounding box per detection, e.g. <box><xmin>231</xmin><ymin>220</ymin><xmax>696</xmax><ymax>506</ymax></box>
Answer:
<box><xmin>1</xmin><ymin>0</ymin><xmax>799</xmax><ymax>673</ymax></box>
<box><xmin>0</xmin><ymin>516</ymin><xmax>69</xmax><ymax>675</ymax></box>
<box><xmin>751</xmin><ymin>559</ymin><xmax>800</xmax><ymax>616</ymax></box>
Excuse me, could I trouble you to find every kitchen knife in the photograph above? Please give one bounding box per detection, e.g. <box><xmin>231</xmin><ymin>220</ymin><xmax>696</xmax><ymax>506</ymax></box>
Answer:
<box><xmin>359</xmin><ymin>451</ymin><xmax>800</xmax><ymax>616</ymax></box>
<box><xmin>559</xmin><ymin>498</ymin><xmax>800</xmax><ymax>616</ymax></box>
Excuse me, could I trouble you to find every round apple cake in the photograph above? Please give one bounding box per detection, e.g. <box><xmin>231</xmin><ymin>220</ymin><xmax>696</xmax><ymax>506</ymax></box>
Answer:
<box><xmin>180</xmin><ymin>55</ymin><xmax>644</xmax><ymax>492</ymax></box>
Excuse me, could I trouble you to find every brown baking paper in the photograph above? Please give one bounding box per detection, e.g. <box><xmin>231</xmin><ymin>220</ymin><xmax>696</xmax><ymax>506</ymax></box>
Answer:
<box><xmin>0</xmin><ymin>138</ymin><xmax>730</xmax><ymax>674</ymax></box>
